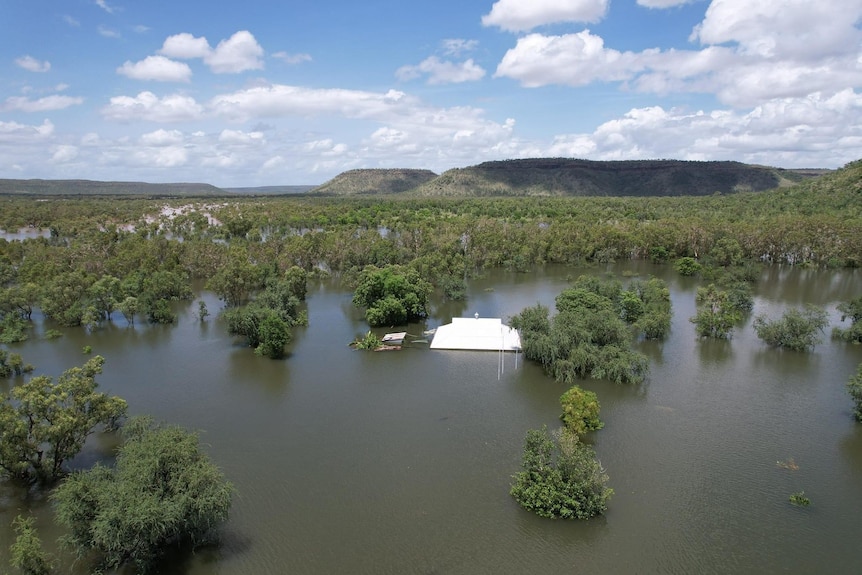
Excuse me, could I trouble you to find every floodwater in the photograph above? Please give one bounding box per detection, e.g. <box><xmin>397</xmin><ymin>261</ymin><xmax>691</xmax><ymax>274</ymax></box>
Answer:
<box><xmin>1</xmin><ymin>262</ymin><xmax>861</xmax><ymax>574</ymax></box>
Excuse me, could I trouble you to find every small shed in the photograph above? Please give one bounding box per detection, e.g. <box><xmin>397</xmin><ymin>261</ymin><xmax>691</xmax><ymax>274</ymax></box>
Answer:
<box><xmin>429</xmin><ymin>316</ymin><xmax>521</xmax><ymax>351</ymax></box>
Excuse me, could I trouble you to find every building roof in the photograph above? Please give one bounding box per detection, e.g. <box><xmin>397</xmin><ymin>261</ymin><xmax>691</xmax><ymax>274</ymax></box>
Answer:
<box><xmin>429</xmin><ymin>316</ymin><xmax>521</xmax><ymax>351</ymax></box>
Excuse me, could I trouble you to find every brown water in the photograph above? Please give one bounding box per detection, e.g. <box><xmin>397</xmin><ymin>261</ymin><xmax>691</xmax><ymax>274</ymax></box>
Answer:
<box><xmin>2</xmin><ymin>263</ymin><xmax>861</xmax><ymax>574</ymax></box>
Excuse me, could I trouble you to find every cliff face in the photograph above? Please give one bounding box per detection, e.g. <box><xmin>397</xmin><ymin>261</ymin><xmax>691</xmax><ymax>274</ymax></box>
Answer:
<box><xmin>309</xmin><ymin>169</ymin><xmax>438</xmax><ymax>195</ymax></box>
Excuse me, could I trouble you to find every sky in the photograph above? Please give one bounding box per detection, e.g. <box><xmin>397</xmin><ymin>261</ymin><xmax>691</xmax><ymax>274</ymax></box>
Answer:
<box><xmin>2</xmin><ymin>0</ymin><xmax>862</xmax><ymax>186</ymax></box>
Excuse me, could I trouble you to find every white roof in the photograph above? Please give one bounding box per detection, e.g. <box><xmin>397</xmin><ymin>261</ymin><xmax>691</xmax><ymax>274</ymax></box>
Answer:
<box><xmin>430</xmin><ymin>317</ymin><xmax>521</xmax><ymax>351</ymax></box>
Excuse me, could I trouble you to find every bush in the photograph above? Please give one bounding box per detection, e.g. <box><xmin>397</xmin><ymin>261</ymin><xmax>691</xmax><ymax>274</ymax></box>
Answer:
<box><xmin>674</xmin><ymin>257</ymin><xmax>702</xmax><ymax>277</ymax></box>
<box><xmin>53</xmin><ymin>416</ymin><xmax>233</xmax><ymax>573</ymax></box>
<box><xmin>560</xmin><ymin>386</ymin><xmax>603</xmax><ymax>437</ymax></box>
<box><xmin>753</xmin><ymin>305</ymin><xmax>828</xmax><ymax>351</ymax></box>
<box><xmin>510</xmin><ymin>426</ymin><xmax>612</xmax><ymax>519</ymax></box>
<box><xmin>848</xmin><ymin>363</ymin><xmax>862</xmax><ymax>422</ymax></box>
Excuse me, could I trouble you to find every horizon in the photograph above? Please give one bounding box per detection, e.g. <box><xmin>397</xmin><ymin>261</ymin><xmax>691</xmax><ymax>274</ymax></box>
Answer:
<box><xmin>3</xmin><ymin>1</ymin><xmax>862</xmax><ymax>187</ymax></box>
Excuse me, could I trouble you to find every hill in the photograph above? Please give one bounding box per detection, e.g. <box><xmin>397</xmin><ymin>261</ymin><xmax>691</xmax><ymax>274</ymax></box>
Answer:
<box><xmin>0</xmin><ymin>179</ymin><xmax>228</xmax><ymax>197</ymax></box>
<box><xmin>310</xmin><ymin>168</ymin><xmax>438</xmax><ymax>195</ymax></box>
<box><xmin>410</xmin><ymin>159</ymin><xmax>825</xmax><ymax>197</ymax></box>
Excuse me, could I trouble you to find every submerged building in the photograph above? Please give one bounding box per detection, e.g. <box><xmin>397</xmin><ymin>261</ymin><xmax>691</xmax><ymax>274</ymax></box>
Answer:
<box><xmin>429</xmin><ymin>315</ymin><xmax>521</xmax><ymax>352</ymax></box>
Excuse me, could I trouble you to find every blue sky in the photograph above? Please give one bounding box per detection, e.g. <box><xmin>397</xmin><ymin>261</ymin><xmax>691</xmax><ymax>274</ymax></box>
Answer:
<box><xmin>3</xmin><ymin>0</ymin><xmax>862</xmax><ymax>186</ymax></box>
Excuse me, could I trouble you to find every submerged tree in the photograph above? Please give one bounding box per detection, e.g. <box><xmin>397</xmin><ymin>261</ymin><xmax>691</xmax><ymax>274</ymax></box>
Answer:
<box><xmin>559</xmin><ymin>385</ymin><xmax>603</xmax><ymax>437</ymax></box>
<box><xmin>352</xmin><ymin>264</ymin><xmax>432</xmax><ymax>327</ymax></box>
<box><xmin>848</xmin><ymin>363</ymin><xmax>862</xmax><ymax>422</ymax></box>
<box><xmin>53</xmin><ymin>416</ymin><xmax>233</xmax><ymax>573</ymax></box>
<box><xmin>510</xmin><ymin>426</ymin><xmax>612</xmax><ymax>520</ymax></box>
<box><xmin>0</xmin><ymin>356</ymin><xmax>126</xmax><ymax>483</ymax></box>
<box><xmin>8</xmin><ymin>515</ymin><xmax>53</xmax><ymax>575</ymax></box>
<box><xmin>833</xmin><ymin>296</ymin><xmax>862</xmax><ymax>343</ymax></box>
<box><xmin>690</xmin><ymin>284</ymin><xmax>742</xmax><ymax>339</ymax></box>
<box><xmin>753</xmin><ymin>305</ymin><xmax>828</xmax><ymax>351</ymax></box>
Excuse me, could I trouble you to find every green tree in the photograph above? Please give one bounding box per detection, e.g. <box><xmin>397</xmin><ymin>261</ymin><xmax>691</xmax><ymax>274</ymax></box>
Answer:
<box><xmin>691</xmin><ymin>284</ymin><xmax>741</xmax><ymax>339</ymax></box>
<box><xmin>560</xmin><ymin>385</ymin><xmax>603</xmax><ymax>437</ymax></box>
<box><xmin>674</xmin><ymin>257</ymin><xmax>702</xmax><ymax>277</ymax></box>
<box><xmin>847</xmin><ymin>363</ymin><xmax>862</xmax><ymax>422</ymax></box>
<box><xmin>510</xmin><ymin>426</ymin><xmax>612</xmax><ymax>520</ymax></box>
<box><xmin>833</xmin><ymin>296</ymin><xmax>862</xmax><ymax>343</ymax></box>
<box><xmin>753</xmin><ymin>305</ymin><xmax>828</xmax><ymax>351</ymax></box>
<box><xmin>224</xmin><ymin>305</ymin><xmax>292</xmax><ymax>359</ymax></box>
<box><xmin>117</xmin><ymin>296</ymin><xmax>139</xmax><ymax>326</ymax></box>
<box><xmin>0</xmin><ymin>356</ymin><xmax>127</xmax><ymax>483</ymax></box>
<box><xmin>0</xmin><ymin>349</ymin><xmax>33</xmax><ymax>378</ymax></box>
<box><xmin>8</xmin><ymin>515</ymin><xmax>53</xmax><ymax>575</ymax></box>
<box><xmin>52</xmin><ymin>416</ymin><xmax>233</xmax><ymax>573</ymax></box>
<box><xmin>352</xmin><ymin>265</ymin><xmax>432</xmax><ymax>327</ymax></box>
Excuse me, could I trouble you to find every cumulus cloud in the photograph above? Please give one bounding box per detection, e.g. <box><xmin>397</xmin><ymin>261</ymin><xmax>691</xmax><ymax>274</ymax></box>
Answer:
<box><xmin>494</xmin><ymin>0</ymin><xmax>862</xmax><ymax>108</ymax></box>
<box><xmin>545</xmin><ymin>90</ymin><xmax>862</xmax><ymax>167</ymax></box>
<box><xmin>396</xmin><ymin>57</ymin><xmax>486</xmax><ymax>85</ymax></box>
<box><xmin>117</xmin><ymin>55</ymin><xmax>193</xmax><ymax>82</ymax></box>
<box><xmin>3</xmin><ymin>95</ymin><xmax>84</xmax><ymax>112</ymax></box>
<box><xmin>157</xmin><ymin>31</ymin><xmax>264</xmax><ymax>73</ymax></box>
<box><xmin>482</xmin><ymin>0</ymin><xmax>609</xmax><ymax>32</ymax></box>
<box><xmin>0</xmin><ymin>119</ymin><xmax>54</xmax><ymax>141</ymax></box>
<box><xmin>205</xmin><ymin>31</ymin><xmax>264</xmax><ymax>73</ymax></box>
<box><xmin>442</xmin><ymin>39</ymin><xmax>479</xmax><ymax>56</ymax></box>
<box><xmin>102</xmin><ymin>91</ymin><xmax>204</xmax><ymax>122</ymax></box>
<box><xmin>15</xmin><ymin>55</ymin><xmax>50</xmax><ymax>73</ymax></box>
<box><xmin>160</xmin><ymin>33</ymin><xmax>211</xmax><ymax>59</ymax></box>
<box><xmin>495</xmin><ymin>31</ymin><xmax>644</xmax><ymax>87</ymax></box>
<box><xmin>51</xmin><ymin>145</ymin><xmax>79</xmax><ymax>163</ymax></box>
<box><xmin>139</xmin><ymin>129</ymin><xmax>185</xmax><ymax>146</ymax></box>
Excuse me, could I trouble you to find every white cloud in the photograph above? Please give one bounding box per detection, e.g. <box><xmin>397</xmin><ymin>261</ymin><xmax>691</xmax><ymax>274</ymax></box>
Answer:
<box><xmin>0</xmin><ymin>119</ymin><xmax>54</xmax><ymax>141</ymax></box>
<box><xmin>140</xmin><ymin>129</ymin><xmax>185</xmax><ymax>146</ymax></box>
<box><xmin>545</xmin><ymin>90</ymin><xmax>862</xmax><ymax>168</ymax></box>
<box><xmin>160</xmin><ymin>33</ymin><xmax>211</xmax><ymax>59</ymax></box>
<box><xmin>157</xmin><ymin>31</ymin><xmax>264</xmax><ymax>73</ymax></box>
<box><xmin>116</xmin><ymin>55</ymin><xmax>193</xmax><ymax>82</ymax></box>
<box><xmin>15</xmin><ymin>55</ymin><xmax>51</xmax><ymax>73</ymax></box>
<box><xmin>102</xmin><ymin>91</ymin><xmax>204</xmax><ymax>122</ymax></box>
<box><xmin>218</xmin><ymin>129</ymin><xmax>266</xmax><ymax>145</ymax></box>
<box><xmin>51</xmin><ymin>145</ymin><xmax>79</xmax><ymax>163</ymax></box>
<box><xmin>495</xmin><ymin>31</ymin><xmax>643</xmax><ymax>87</ymax></box>
<box><xmin>205</xmin><ymin>31</ymin><xmax>264</xmax><ymax>73</ymax></box>
<box><xmin>3</xmin><ymin>95</ymin><xmax>84</xmax><ymax>112</ymax></box>
<box><xmin>482</xmin><ymin>0</ymin><xmax>609</xmax><ymax>32</ymax></box>
<box><xmin>494</xmin><ymin>0</ymin><xmax>862</xmax><ymax>107</ymax></box>
<box><xmin>95</xmin><ymin>0</ymin><xmax>115</xmax><ymax>14</ymax></box>
<box><xmin>396</xmin><ymin>57</ymin><xmax>486</xmax><ymax>85</ymax></box>
<box><xmin>63</xmin><ymin>15</ymin><xmax>80</xmax><ymax>27</ymax></box>
<box><xmin>273</xmin><ymin>52</ymin><xmax>312</xmax><ymax>65</ymax></box>
<box><xmin>637</xmin><ymin>0</ymin><xmax>694</xmax><ymax>7</ymax></box>
<box><xmin>442</xmin><ymin>39</ymin><xmax>479</xmax><ymax>57</ymax></box>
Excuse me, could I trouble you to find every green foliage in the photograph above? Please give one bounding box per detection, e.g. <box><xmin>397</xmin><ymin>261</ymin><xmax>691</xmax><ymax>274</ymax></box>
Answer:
<box><xmin>0</xmin><ymin>314</ymin><xmax>29</xmax><ymax>343</ymax></box>
<box><xmin>691</xmin><ymin>284</ymin><xmax>742</xmax><ymax>339</ymax></box>
<box><xmin>0</xmin><ymin>350</ymin><xmax>34</xmax><ymax>378</ymax></box>
<box><xmin>833</xmin><ymin>296</ymin><xmax>862</xmax><ymax>343</ymax></box>
<box><xmin>510</xmin><ymin>426</ymin><xmax>613</xmax><ymax>520</ymax></box>
<box><xmin>52</xmin><ymin>416</ymin><xmax>233</xmax><ymax>573</ymax></box>
<box><xmin>117</xmin><ymin>296</ymin><xmax>138</xmax><ymax>326</ymax></box>
<box><xmin>675</xmin><ymin>257</ymin><xmax>702</xmax><ymax>277</ymax></box>
<box><xmin>0</xmin><ymin>356</ymin><xmax>127</xmax><ymax>483</ymax></box>
<box><xmin>789</xmin><ymin>491</ymin><xmax>811</xmax><ymax>507</ymax></box>
<box><xmin>197</xmin><ymin>299</ymin><xmax>209</xmax><ymax>321</ymax></box>
<box><xmin>352</xmin><ymin>265</ymin><xmax>432</xmax><ymax>327</ymax></box>
<box><xmin>9</xmin><ymin>515</ymin><xmax>53</xmax><ymax>575</ymax></box>
<box><xmin>847</xmin><ymin>363</ymin><xmax>862</xmax><ymax>422</ymax></box>
<box><xmin>352</xmin><ymin>331</ymin><xmax>384</xmax><ymax>350</ymax></box>
<box><xmin>511</xmin><ymin>276</ymin><xmax>653</xmax><ymax>385</ymax></box>
<box><xmin>753</xmin><ymin>305</ymin><xmax>828</xmax><ymax>351</ymax></box>
<box><xmin>559</xmin><ymin>386</ymin><xmax>603</xmax><ymax>437</ymax></box>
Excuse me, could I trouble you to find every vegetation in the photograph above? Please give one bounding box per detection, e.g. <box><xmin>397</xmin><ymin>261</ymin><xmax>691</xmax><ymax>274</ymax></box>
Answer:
<box><xmin>691</xmin><ymin>284</ymin><xmax>743</xmax><ymax>339</ymax></box>
<box><xmin>848</xmin><ymin>363</ymin><xmax>862</xmax><ymax>422</ymax></box>
<box><xmin>753</xmin><ymin>305</ymin><xmax>829</xmax><ymax>351</ymax></box>
<box><xmin>352</xmin><ymin>264</ymin><xmax>432</xmax><ymax>327</ymax></box>
<box><xmin>559</xmin><ymin>385</ymin><xmax>603</xmax><ymax>437</ymax></box>
<box><xmin>510</xmin><ymin>426</ymin><xmax>612</xmax><ymax>519</ymax></box>
<box><xmin>53</xmin><ymin>416</ymin><xmax>233</xmax><ymax>573</ymax></box>
<box><xmin>0</xmin><ymin>356</ymin><xmax>126</xmax><ymax>483</ymax></box>
<box><xmin>789</xmin><ymin>491</ymin><xmax>811</xmax><ymax>507</ymax></box>
<box><xmin>510</xmin><ymin>276</ymin><xmax>657</xmax><ymax>385</ymax></box>
<box><xmin>0</xmin><ymin>349</ymin><xmax>33</xmax><ymax>378</ymax></box>
<box><xmin>352</xmin><ymin>330</ymin><xmax>384</xmax><ymax>350</ymax></box>
<box><xmin>311</xmin><ymin>168</ymin><xmax>438</xmax><ymax>195</ymax></box>
<box><xmin>8</xmin><ymin>515</ymin><xmax>53</xmax><ymax>575</ymax></box>
<box><xmin>833</xmin><ymin>296</ymin><xmax>862</xmax><ymax>343</ymax></box>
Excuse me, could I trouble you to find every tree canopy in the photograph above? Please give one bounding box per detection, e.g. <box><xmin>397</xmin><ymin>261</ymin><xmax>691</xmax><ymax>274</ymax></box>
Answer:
<box><xmin>52</xmin><ymin>416</ymin><xmax>233</xmax><ymax>573</ymax></box>
<box><xmin>0</xmin><ymin>356</ymin><xmax>126</xmax><ymax>483</ymax></box>
<box><xmin>352</xmin><ymin>264</ymin><xmax>432</xmax><ymax>327</ymax></box>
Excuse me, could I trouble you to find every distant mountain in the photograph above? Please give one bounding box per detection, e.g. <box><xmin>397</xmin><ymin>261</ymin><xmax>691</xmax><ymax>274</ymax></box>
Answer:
<box><xmin>222</xmin><ymin>185</ymin><xmax>316</xmax><ymax>195</ymax></box>
<box><xmin>0</xmin><ymin>179</ymin><xmax>228</xmax><ymax>197</ymax></box>
<box><xmin>410</xmin><ymin>159</ymin><xmax>828</xmax><ymax>197</ymax></box>
<box><xmin>309</xmin><ymin>168</ymin><xmax>438</xmax><ymax>195</ymax></box>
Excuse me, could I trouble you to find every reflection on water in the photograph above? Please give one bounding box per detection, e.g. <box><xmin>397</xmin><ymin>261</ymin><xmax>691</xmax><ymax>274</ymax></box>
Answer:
<box><xmin>1</xmin><ymin>263</ymin><xmax>861</xmax><ymax>574</ymax></box>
